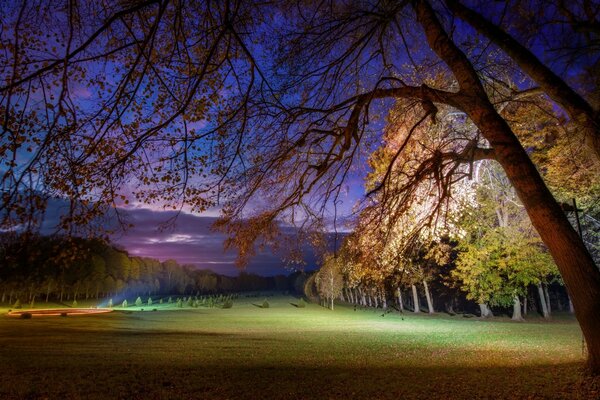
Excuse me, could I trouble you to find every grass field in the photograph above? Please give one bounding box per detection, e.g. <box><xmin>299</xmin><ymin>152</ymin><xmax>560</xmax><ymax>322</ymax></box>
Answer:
<box><xmin>0</xmin><ymin>296</ymin><xmax>598</xmax><ymax>399</ymax></box>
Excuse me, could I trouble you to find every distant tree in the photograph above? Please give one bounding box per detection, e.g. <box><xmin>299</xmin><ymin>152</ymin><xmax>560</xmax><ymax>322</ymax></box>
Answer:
<box><xmin>316</xmin><ymin>255</ymin><xmax>344</xmax><ymax>310</ymax></box>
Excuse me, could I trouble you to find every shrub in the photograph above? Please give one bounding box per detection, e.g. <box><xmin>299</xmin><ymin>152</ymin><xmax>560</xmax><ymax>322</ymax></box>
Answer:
<box><xmin>20</xmin><ymin>312</ymin><xmax>32</xmax><ymax>319</ymax></box>
<box><xmin>122</xmin><ymin>299</ymin><xmax>128</xmax><ymax>308</ymax></box>
<box><xmin>222</xmin><ymin>299</ymin><xmax>233</xmax><ymax>309</ymax></box>
<box><xmin>176</xmin><ymin>299</ymin><xmax>183</xmax><ymax>308</ymax></box>
<box><xmin>135</xmin><ymin>296</ymin><xmax>142</xmax><ymax>307</ymax></box>
<box><xmin>262</xmin><ymin>299</ymin><xmax>269</xmax><ymax>308</ymax></box>
<box><xmin>147</xmin><ymin>297</ymin><xmax>153</xmax><ymax>306</ymax></box>
<box><xmin>72</xmin><ymin>299</ymin><xmax>78</xmax><ymax>307</ymax></box>
<box><xmin>13</xmin><ymin>300</ymin><xmax>21</xmax><ymax>309</ymax></box>
<box><xmin>298</xmin><ymin>298</ymin><xmax>306</xmax><ymax>308</ymax></box>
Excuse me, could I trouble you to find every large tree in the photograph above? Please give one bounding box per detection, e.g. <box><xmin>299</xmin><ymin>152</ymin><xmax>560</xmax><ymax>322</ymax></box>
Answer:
<box><xmin>1</xmin><ymin>1</ymin><xmax>599</xmax><ymax>371</ymax></box>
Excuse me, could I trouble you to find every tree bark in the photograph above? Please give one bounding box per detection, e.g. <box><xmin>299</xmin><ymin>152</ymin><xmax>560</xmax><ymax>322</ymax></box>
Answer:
<box><xmin>414</xmin><ymin>0</ymin><xmax>600</xmax><ymax>373</ymax></box>
<box><xmin>411</xmin><ymin>284</ymin><xmax>420</xmax><ymax>313</ymax></box>
<box><xmin>423</xmin><ymin>280</ymin><xmax>434</xmax><ymax>314</ymax></box>
<box><xmin>537</xmin><ymin>283</ymin><xmax>550</xmax><ymax>319</ymax></box>
<box><xmin>512</xmin><ymin>296</ymin><xmax>524</xmax><ymax>321</ymax></box>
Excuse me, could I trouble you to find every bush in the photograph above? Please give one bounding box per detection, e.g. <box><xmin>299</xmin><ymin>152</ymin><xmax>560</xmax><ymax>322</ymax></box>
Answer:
<box><xmin>122</xmin><ymin>299</ymin><xmax>128</xmax><ymax>308</ymax></box>
<box><xmin>298</xmin><ymin>298</ymin><xmax>306</xmax><ymax>308</ymax></box>
<box><xmin>135</xmin><ymin>296</ymin><xmax>142</xmax><ymax>307</ymax></box>
<box><xmin>262</xmin><ymin>299</ymin><xmax>269</xmax><ymax>308</ymax></box>
<box><xmin>72</xmin><ymin>299</ymin><xmax>78</xmax><ymax>307</ymax></box>
<box><xmin>222</xmin><ymin>299</ymin><xmax>233</xmax><ymax>309</ymax></box>
<box><xmin>147</xmin><ymin>297</ymin><xmax>153</xmax><ymax>306</ymax></box>
<box><xmin>20</xmin><ymin>312</ymin><xmax>32</xmax><ymax>319</ymax></box>
<box><xmin>176</xmin><ymin>298</ymin><xmax>183</xmax><ymax>308</ymax></box>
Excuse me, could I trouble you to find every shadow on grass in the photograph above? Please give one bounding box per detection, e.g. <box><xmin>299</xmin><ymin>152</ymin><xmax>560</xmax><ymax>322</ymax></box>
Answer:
<box><xmin>0</xmin><ymin>362</ymin><xmax>597</xmax><ymax>400</ymax></box>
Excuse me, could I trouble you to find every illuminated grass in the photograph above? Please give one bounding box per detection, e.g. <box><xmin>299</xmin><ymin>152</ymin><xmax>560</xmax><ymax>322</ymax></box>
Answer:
<box><xmin>0</xmin><ymin>297</ymin><xmax>597</xmax><ymax>399</ymax></box>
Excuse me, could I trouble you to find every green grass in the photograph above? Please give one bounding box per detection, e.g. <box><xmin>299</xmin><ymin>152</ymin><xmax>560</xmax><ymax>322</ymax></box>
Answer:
<box><xmin>0</xmin><ymin>296</ymin><xmax>598</xmax><ymax>399</ymax></box>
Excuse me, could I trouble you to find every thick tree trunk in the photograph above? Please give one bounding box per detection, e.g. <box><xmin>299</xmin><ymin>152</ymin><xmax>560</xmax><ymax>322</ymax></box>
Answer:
<box><xmin>512</xmin><ymin>296</ymin><xmax>524</xmax><ymax>321</ymax></box>
<box><xmin>478</xmin><ymin>303</ymin><xmax>493</xmax><ymax>318</ymax></box>
<box><xmin>411</xmin><ymin>284</ymin><xmax>420</xmax><ymax>313</ymax></box>
<box><xmin>523</xmin><ymin>296</ymin><xmax>528</xmax><ymax>316</ymax></box>
<box><xmin>397</xmin><ymin>287</ymin><xmax>404</xmax><ymax>312</ymax></box>
<box><xmin>415</xmin><ymin>0</ymin><xmax>600</xmax><ymax>373</ymax></box>
<box><xmin>537</xmin><ymin>283</ymin><xmax>550</xmax><ymax>319</ymax></box>
<box><xmin>423</xmin><ymin>280</ymin><xmax>434</xmax><ymax>314</ymax></box>
<box><xmin>381</xmin><ymin>292</ymin><xmax>387</xmax><ymax>310</ymax></box>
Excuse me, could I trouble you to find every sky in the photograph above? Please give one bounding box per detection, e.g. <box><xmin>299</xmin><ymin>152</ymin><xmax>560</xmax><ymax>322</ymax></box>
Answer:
<box><xmin>39</xmin><ymin>198</ymin><xmax>337</xmax><ymax>277</ymax></box>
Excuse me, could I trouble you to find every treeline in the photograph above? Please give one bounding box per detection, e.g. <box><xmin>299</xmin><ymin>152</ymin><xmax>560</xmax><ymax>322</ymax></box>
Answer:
<box><xmin>0</xmin><ymin>234</ymin><xmax>304</xmax><ymax>305</ymax></box>
<box><xmin>305</xmin><ymin>238</ymin><xmax>573</xmax><ymax>320</ymax></box>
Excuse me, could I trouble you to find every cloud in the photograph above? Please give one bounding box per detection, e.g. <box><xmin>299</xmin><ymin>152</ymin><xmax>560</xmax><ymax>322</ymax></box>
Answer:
<box><xmin>38</xmin><ymin>200</ymin><xmax>321</xmax><ymax>276</ymax></box>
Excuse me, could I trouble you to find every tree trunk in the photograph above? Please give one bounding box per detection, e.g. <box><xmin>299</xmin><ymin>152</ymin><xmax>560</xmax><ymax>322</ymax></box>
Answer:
<box><xmin>411</xmin><ymin>284</ymin><xmax>420</xmax><ymax>313</ymax></box>
<box><xmin>537</xmin><ymin>283</ymin><xmax>550</xmax><ymax>319</ymax></box>
<box><xmin>523</xmin><ymin>296</ymin><xmax>528</xmax><ymax>316</ymax></box>
<box><xmin>330</xmin><ymin>296</ymin><xmax>334</xmax><ymax>311</ymax></box>
<box><xmin>423</xmin><ymin>280</ymin><xmax>434</xmax><ymax>314</ymax></box>
<box><xmin>415</xmin><ymin>0</ymin><xmax>600</xmax><ymax>373</ymax></box>
<box><xmin>397</xmin><ymin>287</ymin><xmax>404</xmax><ymax>312</ymax></box>
<box><xmin>446</xmin><ymin>0</ymin><xmax>600</xmax><ymax>160</ymax></box>
<box><xmin>512</xmin><ymin>296</ymin><xmax>524</xmax><ymax>321</ymax></box>
<box><xmin>478</xmin><ymin>303</ymin><xmax>493</xmax><ymax>318</ymax></box>
<box><xmin>543</xmin><ymin>284</ymin><xmax>552</xmax><ymax>315</ymax></box>
<box><xmin>569</xmin><ymin>296</ymin><xmax>575</xmax><ymax>314</ymax></box>
<box><xmin>381</xmin><ymin>292</ymin><xmax>387</xmax><ymax>310</ymax></box>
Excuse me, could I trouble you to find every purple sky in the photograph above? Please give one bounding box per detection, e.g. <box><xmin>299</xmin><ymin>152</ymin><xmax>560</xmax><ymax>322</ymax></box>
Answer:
<box><xmin>40</xmin><ymin>198</ymin><xmax>341</xmax><ymax>276</ymax></box>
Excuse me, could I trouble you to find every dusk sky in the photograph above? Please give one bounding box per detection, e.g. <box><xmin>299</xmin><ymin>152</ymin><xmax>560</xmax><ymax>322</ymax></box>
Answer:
<box><xmin>40</xmin><ymin>197</ymin><xmax>352</xmax><ymax>276</ymax></box>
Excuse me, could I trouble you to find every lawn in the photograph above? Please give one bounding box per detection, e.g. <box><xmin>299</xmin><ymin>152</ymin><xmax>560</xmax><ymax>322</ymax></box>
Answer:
<box><xmin>0</xmin><ymin>296</ymin><xmax>598</xmax><ymax>399</ymax></box>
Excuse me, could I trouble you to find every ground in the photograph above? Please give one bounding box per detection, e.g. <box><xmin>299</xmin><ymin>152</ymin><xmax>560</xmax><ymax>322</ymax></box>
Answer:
<box><xmin>0</xmin><ymin>296</ymin><xmax>598</xmax><ymax>399</ymax></box>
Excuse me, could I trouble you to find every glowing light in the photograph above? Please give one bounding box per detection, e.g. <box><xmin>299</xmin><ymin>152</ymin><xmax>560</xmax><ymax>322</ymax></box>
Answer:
<box><xmin>6</xmin><ymin>308</ymin><xmax>113</xmax><ymax>317</ymax></box>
